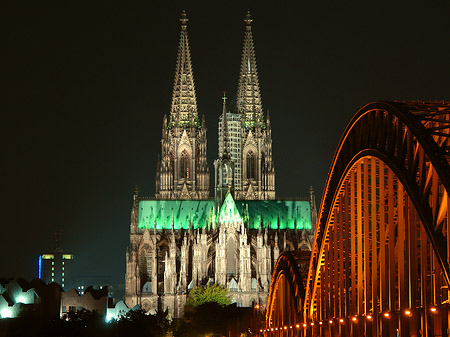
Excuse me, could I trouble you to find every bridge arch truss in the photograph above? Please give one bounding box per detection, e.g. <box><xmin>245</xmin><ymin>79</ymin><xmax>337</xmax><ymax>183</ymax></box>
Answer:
<box><xmin>302</xmin><ymin>101</ymin><xmax>450</xmax><ymax>336</ymax></box>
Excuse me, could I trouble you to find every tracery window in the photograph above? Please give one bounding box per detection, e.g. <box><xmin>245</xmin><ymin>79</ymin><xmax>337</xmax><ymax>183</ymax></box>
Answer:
<box><xmin>170</xmin><ymin>151</ymin><xmax>174</xmax><ymax>177</ymax></box>
<box><xmin>246</xmin><ymin>151</ymin><xmax>256</xmax><ymax>179</ymax></box>
<box><xmin>180</xmin><ymin>150</ymin><xmax>189</xmax><ymax>179</ymax></box>
<box><xmin>139</xmin><ymin>244</ymin><xmax>152</xmax><ymax>285</ymax></box>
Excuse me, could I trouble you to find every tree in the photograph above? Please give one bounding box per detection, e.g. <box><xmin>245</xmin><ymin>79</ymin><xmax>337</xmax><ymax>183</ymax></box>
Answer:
<box><xmin>185</xmin><ymin>284</ymin><xmax>231</xmax><ymax>307</ymax></box>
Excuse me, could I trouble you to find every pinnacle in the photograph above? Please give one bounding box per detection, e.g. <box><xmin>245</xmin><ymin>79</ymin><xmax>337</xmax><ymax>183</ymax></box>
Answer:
<box><xmin>170</xmin><ymin>9</ymin><xmax>198</xmax><ymax>126</ymax></box>
<box><xmin>236</xmin><ymin>10</ymin><xmax>263</xmax><ymax>128</ymax></box>
<box><xmin>244</xmin><ymin>9</ymin><xmax>253</xmax><ymax>26</ymax></box>
<box><xmin>180</xmin><ymin>9</ymin><xmax>188</xmax><ymax>26</ymax></box>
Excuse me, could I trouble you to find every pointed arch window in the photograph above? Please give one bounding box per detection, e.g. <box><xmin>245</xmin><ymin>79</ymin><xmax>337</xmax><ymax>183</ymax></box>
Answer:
<box><xmin>246</xmin><ymin>151</ymin><xmax>256</xmax><ymax>180</ymax></box>
<box><xmin>180</xmin><ymin>150</ymin><xmax>189</xmax><ymax>179</ymax></box>
<box><xmin>170</xmin><ymin>151</ymin><xmax>175</xmax><ymax>177</ymax></box>
<box><xmin>139</xmin><ymin>244</ymin><xmax>152</xmax><ymax>285</ymax></box>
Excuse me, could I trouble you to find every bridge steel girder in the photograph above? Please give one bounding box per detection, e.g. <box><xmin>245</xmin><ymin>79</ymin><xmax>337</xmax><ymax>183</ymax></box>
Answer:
<box><xmin>302</xmin><ymin>101</ymin><xmax>450</xmax><ymax>337</ymax></box>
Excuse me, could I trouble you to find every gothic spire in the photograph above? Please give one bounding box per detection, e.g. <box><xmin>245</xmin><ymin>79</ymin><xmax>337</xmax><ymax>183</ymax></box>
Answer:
<box><xmin>236</xmin><ymin>10</ymin><xmax>263</xmax><ymax>128</ymax></box>
<box><xmin>170</xmin><ymin>9</ymin><xmax>198</xmax><ymax>126</ymax></box>
<box><xmin>220</xmin><ymin>92</ymin><xmax>231</xmax><ymax>159</ymax></box>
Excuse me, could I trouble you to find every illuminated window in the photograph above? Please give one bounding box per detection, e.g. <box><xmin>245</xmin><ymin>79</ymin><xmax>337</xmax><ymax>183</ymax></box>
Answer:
<box><xmin>52</xmin><ymin>262</ymin><xmax>54</xmax><ymax>266</ymax></box>
<box><xmin>246</xmin><ymin>151</ymin><xmax>255</xmax><ymax>179</ymax></box>
<box><xmin>180</xmin><ymin>150</ymin><xmax>189</xmax><ymax>179</ymax></box>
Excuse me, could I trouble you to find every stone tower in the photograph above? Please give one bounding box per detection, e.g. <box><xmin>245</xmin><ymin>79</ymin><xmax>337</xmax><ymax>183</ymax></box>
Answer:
<box><xmin>214</xmin><ymin>94</ymin><xmax>235</xmax><ymax>207</ymax></box>
<box><xmin>155</xmin><ymin>10</ymin><xmax>209</xmax><ymax>200</ymax></box>
<box><xmin>232</xmin><ymin>10</ymin><xmax>275</xmax><ymax>200</ymax></box>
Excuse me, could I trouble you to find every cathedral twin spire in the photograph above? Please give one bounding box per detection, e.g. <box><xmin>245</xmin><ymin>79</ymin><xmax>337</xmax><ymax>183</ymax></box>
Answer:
<box><xmin>157</xmin><ymin>9</ymin><xmax>275</xmax><ymax>200</ymax></box>
<box><xmin>156</xmin><ymin>10</ymin><xmax>209</xmax><ymax>199</ymax></box>
<box><xmin>236</xmin><ymin>10</ymin><xmax>264</xmax><ymax>128</ymax></box>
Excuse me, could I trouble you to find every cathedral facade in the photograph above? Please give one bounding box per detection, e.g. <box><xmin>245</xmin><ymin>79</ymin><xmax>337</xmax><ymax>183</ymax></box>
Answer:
<box><xmin>124</xmin><ymin>11</ymin><xmax>316</xmax><ymax>318</ymax></box>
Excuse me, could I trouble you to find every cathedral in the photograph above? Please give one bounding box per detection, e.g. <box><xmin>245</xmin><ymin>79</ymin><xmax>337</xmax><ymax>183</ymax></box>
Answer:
<box><xmin>124</xmin><ymin>10</ymin><xmax>317</xmax><ymax>318</ymax></box>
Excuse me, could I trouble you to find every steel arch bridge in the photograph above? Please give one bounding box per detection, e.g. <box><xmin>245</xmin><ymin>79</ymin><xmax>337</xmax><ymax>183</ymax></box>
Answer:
<box><xmin>265</xmin><ymin>101</ymin><xmax>450</xmax><ymax>337</ymax></box>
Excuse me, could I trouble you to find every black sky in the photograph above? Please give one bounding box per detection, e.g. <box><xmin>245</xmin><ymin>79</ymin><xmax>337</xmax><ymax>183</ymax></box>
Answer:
<box><xmin>4</xmin><ymin>1</ymin><xmax>450</xmax><ymax>284</ymax></box>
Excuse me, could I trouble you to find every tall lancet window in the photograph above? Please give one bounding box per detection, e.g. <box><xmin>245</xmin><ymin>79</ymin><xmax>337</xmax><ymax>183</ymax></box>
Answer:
<box><xmin>170</xmin><ymin>151</ymin><xmax>175</xmax><ymax>177</ymax></box>
<box><xmin>246</xmin><ymin>151</ymin><xmax>255</xmax><ymax>179</ymax></box>
<box><xmin>139</xmin><ymin>244</ymin><xmax>152</xmax><ymax>286</ymax></box>
<box><xmin>226</xmin><ymin>238</ymin><xmax>237</xmax><ymax>278</ymax></box>
<box><xmin>180</xmin><ymin>150</ymin><xmax>189</xmax><ymax>179</ymax></box>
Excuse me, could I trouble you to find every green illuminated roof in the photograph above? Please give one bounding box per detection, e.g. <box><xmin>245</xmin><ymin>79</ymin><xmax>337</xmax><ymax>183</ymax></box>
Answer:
<box><xmin>219</xmin><ymin>192</ymin><xmax>242</xmax><ymax>224</ymax></box>
<box><xmin>138</xmin><ymin>196</ymin><xmax>312</xmax><ymax>231</ymax></box>
<box><xmin>138</xmin><ymin>200</ymin><xmax>214</xmax><ymax>230</ymax></box>
<box><xmin>237</xmin><ymin>200</ymin><xmax>311</xmax><ymax>230</ymax></box>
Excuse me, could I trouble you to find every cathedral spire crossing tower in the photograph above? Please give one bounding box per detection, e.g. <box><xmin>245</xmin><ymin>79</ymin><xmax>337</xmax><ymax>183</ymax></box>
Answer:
<box><xmin>214</xmin><ymin>94</ymin><xmax>234</xmax><ymax>206</ymax></box>
<box><xmin>156</xmin><ymin>10</ymin><xmax>209</xmax><ymax>200</ymax></box>
<box><xmin>233</xmin><ymin>10</ymin><xmax>275</xmax><ymax>200</ymax></box>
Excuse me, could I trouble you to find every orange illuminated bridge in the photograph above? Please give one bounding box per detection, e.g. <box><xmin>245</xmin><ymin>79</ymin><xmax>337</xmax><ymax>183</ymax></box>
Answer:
<box><xmin>265</xmin><ymin>101</ymin><xmax>450</xmax><ymax>337</ymax></box>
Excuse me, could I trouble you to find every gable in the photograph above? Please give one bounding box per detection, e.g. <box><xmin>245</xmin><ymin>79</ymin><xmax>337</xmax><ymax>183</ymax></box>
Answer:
<box><xmin>218</xmin><ymin>193</ymin><xmax>243</xmax><ymax>224</ymax></box>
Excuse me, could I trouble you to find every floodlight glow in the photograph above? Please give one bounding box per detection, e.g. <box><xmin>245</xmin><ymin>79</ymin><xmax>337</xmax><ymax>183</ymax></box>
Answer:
<box><xmin>329</xmin><ymin>320</ymin><xmax>333</xmax><ymax>324</ymax></box>
<box><xmin>404</xmin><ymin>309</ymin><xmax>412</xmax><ymax>317</ymax></box>
<box><xmin>302</xmin><ymin>323</ymin><xmax>307</xmax><ymax>328</ymax></box>
<box><xmin>367</xmin><ymin>314</ymin><xmax>373</xmax><ymax>321</ymax></box>
<box><xmin>295</xmin><ymin>324</ymin><xmax>300</xmax><ymax>328</ymax></box>
<box><xmin>352</xmin><ymin>316</ymin><xmax>357</xmax><ymax>322</ymax></box>
<box><xmin>339</xmin><ymin>318</ymin><xmax>344</xmax><ymax>324</ymax></box>
<box><xmin>1</xmin><ymin>308</ymin><xmax>12</xmax><ymax>318</ymax></box>
<box><xmin>384</xmin><ymin>312</ymin><xmax>391</xmax><ymax>318</ymax></box>
<box><xmin>16</xmin><ymin>296</ymin><xmax>26</xmax><ymax>304</ymax></box>
<box><xmin>430</xmin><ymin>307</ymin><xmax>437</xmax><ymax>313</ymax></box>
<box><xmin>105</xmin><ymin>313</ymin><xmax>114</xmax><ymax>323</ymax></box>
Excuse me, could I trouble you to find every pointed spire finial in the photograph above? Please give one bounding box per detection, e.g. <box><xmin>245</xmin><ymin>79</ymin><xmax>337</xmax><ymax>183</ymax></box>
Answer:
<box><xmin>244</xmin><ymin>9</ymin><xmax>253</xmax><ymax>26</ymax></box>
<box><xmin>170</xmin><ymin>10</ymin><xmax>198</xmax><ymax>125</ymax></box>
<box><xmin>236</xmin><ymin>9</ymin><xmax>262</xmax><ymax>127</ymax></box>
<box><xmin>180</xmin><ymin>9</ymin><xmax>188</xmax><ymax>27</ymax></box>
<box><xmin>134</xmin><ymin>185</ymin><xmax>140</xmax><ymax>201</ymax></box>
<box><xmin>220</xmin><ymin>94</ymin><xmax>230</xmax><ymax>158</ymax></box>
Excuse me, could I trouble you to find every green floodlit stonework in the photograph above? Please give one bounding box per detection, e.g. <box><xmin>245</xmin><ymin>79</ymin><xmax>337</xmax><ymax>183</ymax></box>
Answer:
<box><xmin>219</xmin><ymin>192</ymin><xmax>243</xmax><ymax>224</ymax></box>
<box><xmin>138</xmin><ymin>195</ymin><xmax>312</xmax><ymax>230</ymax></box>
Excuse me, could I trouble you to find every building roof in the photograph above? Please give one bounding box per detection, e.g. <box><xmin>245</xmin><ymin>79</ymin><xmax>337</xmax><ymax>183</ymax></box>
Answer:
<box><xmin>137</xmin><ymin>196</ymin><xmax>312</xmax><ymax>230</ymax></box>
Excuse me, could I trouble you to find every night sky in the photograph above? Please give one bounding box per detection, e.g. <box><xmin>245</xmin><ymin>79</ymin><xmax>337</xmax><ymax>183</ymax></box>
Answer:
<box><xmin>4</xmin><ymin>1</ymin><xmax>450</xmax><ymax>285</ymax></box>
